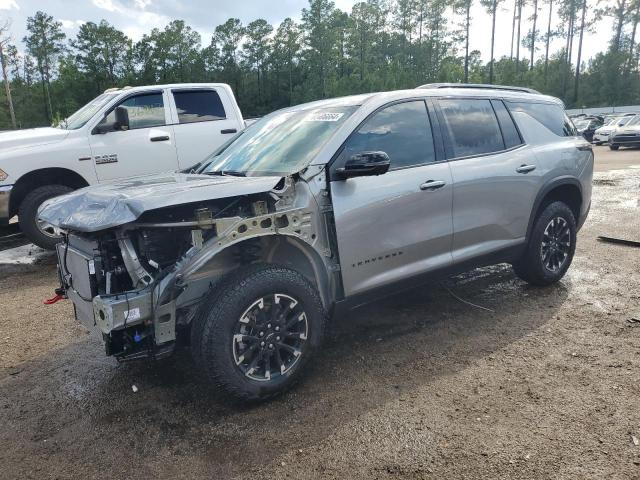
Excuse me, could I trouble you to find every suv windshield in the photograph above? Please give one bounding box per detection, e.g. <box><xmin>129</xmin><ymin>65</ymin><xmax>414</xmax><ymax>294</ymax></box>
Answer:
<box><xmin>200</xmin><ymin>106</ymin><xmax>357</xmax><ymax>177</ymax></box>
<box><xmin>60</xmin><ymin>93</ymin><xmax>118</xmax><ymax>130</ymax></box>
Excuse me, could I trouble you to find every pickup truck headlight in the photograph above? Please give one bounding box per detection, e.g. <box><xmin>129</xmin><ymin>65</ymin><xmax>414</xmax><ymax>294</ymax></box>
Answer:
<box><xmin>0</xmin><ymin>168</ymin><xmax>7</xmax><ymax>182</ymax></box>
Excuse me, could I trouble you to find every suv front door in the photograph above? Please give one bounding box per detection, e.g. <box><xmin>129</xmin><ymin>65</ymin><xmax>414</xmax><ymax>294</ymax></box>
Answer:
<box><xmin>330</xmin><ymin>100</ymin><xmax>454</xmax><ymax>297</ymax></box>
<box><xmin>89</xmin><ymin>90</ymin><xmax>179</xmax><ymax>181</ymax></box>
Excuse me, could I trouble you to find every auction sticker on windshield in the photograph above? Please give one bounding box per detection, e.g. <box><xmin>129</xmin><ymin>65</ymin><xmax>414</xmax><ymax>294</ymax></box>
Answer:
<box><xmin>304</xmin><ymin>112</ymin><xmax>345</xmax><ymax>122</ymax></box>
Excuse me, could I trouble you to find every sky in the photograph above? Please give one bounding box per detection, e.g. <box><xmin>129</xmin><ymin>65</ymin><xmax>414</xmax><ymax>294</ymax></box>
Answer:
<box><xmin>0</xmin><ymin>0</ymin><xmax>614</xmax><ymax>66</ymax></box>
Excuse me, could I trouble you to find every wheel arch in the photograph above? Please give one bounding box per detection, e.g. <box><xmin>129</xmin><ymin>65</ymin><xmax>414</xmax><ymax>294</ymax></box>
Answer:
<box><xmin>183</xmin><ymin>234</ymin><xmax>335</xmax><ymax>310</ymax></box>
<box><xmin>9</xmin><ymin>168</ymin><xmax>89</xmax><ymax>218</ymax></box>
<box><xmin>525</xmin><ymin>177</ymin><xmax>582</xmax><ymax>243</ymax></box>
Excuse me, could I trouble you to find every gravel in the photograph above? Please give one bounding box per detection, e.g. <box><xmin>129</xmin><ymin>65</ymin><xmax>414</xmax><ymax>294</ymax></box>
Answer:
<box><xmin>1</xmin><ymin>147</ymin><xmax>638</xmax><ymax>479</ymax></box>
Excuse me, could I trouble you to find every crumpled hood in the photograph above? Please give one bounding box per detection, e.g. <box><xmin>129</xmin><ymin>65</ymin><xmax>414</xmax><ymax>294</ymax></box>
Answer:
<box><xmin>38</xmin><ymin>172</ymin><xmax>283</xmax><ymax>232</ymax></box>
<box><xmin>0</xmin><ymin>127</ymin><xmax>69</xmax><ymax>150</ymax></box>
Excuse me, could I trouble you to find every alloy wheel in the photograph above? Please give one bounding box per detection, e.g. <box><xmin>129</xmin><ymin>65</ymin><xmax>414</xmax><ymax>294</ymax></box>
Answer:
<box><xmin>540</xmin><ymin>216</ymin><xmax>571</xmax><ymax>272</ymax></box>
<box><xmin>232</xmin><ymin>293</ymin><xmax>308</xmax><ymax>382</ymax></box>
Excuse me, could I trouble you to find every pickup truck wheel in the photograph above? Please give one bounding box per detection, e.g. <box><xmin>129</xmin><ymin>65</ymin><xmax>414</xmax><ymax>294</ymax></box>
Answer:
<box><xmin>191</xmin><ymin>263</ymin><xmax>327</xmax><ymax>402</ymax></box>
<box><xmin>19</xmin><ymin>185</ymin><xmax>72</xmax><ymax>250</ymax></box>
<box><xmin>513</xmin><ymin>201</ymin><xmax>577</xmax><ymax>286</ymax></box>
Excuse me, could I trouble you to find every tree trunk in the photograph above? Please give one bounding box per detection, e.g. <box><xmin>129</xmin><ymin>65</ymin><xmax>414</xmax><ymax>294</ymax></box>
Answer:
<box><xmin>464</xmin><ymin>2</ymin><xmax>471</xmax><ymax>82</ymax></box>
<box><xmin>0</xmin><ymin>42</ymin><xmax>16</xmax><ymax>129</ymax></box>
<box><xmin>544</xmin><ymin>0</ymin><xmax>553</xmax><ymax>85</ymax></box>
<box><xmin>511</xmin><ymin>0</ymin><xmax>518</xmax><ymax>59</ymax></box>
<box><xmin>574</xmin><ymin>0</ymin><xmax>587</xmax><ymax>103</ymax></box>
<box><xmin>530</xmin><ymin>0</ymin><xmax>539</xmax><ymax>69</ymax></box>
<box><xmin>490</xmin><ymin>0</ymin><xmax>497</xmax><ymax>83</ymax></box>
<box><xmin>613</xmin><ymin>0</ymin><xmax>627</xmax><ymax>51</ymax></box>
<box><xmin>515</xmin><ymin>0</ymin><xmax>522</xmax><ymax>76</ymax></box>
<box><xmin>627</xmin><ymin>3</ymin><xmax>640</xmax><ymax>72</ymax></box>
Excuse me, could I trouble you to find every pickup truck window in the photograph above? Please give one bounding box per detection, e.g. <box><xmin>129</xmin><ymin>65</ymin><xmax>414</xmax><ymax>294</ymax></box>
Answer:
<box><xmin>339</xmin><ymin>100</ymin><xmax>435</xmax><ymax>169</ymax></box>
<box><xmin>201</xmin><ymin>106</ymin><xmax>357</xmax><ymax>176</ymax></box>
<box><xmin>62</xmin><ymin>93</ymin><xmax>118</xmax><ymax>130</ymax></box>
<box><xmin>102</xmin><ymin>92</ymin><xmax>165</xmax><ymax>130</ymax></box>
<box><xmin>173</xmin><ymin>90</ymin><xmax>226</xmax><ymax>123</ymax></box>
<box><xmin>439</xmin><ymin>98</ymin><xmax>504</xmax><ymax>158</ymax></box>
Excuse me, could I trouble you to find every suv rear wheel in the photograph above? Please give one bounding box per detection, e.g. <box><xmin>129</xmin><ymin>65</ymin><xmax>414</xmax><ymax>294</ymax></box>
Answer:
<box><xmin>609</xmin><ymin>144</ymin><xmax>619</xmax><ymax>150</ymax></box>
<box><xmin>19</xmin><ymin>184</ymin><xmax>72</xmax><ymax>250</ymax></box>
<box><xmin>191</xmin><ymin>263</ymin><xmax>327</xmax><ymax>402</ymax></box>
<box><xmin>513</xmin><ymin>201</ymin><xmax>577</xmax><ymax>286</ymax></box>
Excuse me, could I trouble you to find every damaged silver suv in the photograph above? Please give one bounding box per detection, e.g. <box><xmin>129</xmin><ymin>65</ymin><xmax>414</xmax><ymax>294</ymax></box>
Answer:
<box><xmin>41</xmin><ymin>84</ymin><xmax>593</xmax><ymax>401</ymax></box>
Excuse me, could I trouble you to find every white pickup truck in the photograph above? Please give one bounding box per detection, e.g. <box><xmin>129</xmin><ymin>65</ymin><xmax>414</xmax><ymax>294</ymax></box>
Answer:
<box><xmin>0</xmin><ymin>83</ymin><xmax>247</xmax><ymax>248</ymax></box>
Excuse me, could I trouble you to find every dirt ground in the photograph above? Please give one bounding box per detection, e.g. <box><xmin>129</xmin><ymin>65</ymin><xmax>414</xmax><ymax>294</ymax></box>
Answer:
<box><xmin>1</xmin><ymin>146</ymin><xmax>639</xmax><ymax>480</ymax></box>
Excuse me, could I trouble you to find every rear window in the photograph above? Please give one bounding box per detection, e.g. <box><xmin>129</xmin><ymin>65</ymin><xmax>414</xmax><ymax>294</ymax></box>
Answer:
<box><xmin>173</xmin><ymin>90</ymin><xmax>226</xmax><ymax>124</ymax></box>
<box><xmin>507</xmin><ymin>101</ymin><xmax>577</xmax><ymax>137</ymax></box>
<box><xmin>438</xmin><ymin>98</ymin><xmax>505</xmax><ymax>158</ymax></box>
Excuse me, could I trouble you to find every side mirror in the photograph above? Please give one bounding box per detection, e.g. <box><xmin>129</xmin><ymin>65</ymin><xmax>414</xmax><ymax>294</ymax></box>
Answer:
<box><xmin>114</xmin><ymin>106</ymin><xmax>129</xmax><ymax>131</ymax></box>
<box><xmin>92</xmin><ymin>106</ymin><xmax>130</xmax><ymax>134</ymax></box>
<box><xmin>335</xmin><ymin>151</ymin><xmax>391</xmax><ymax>180</ymax></box>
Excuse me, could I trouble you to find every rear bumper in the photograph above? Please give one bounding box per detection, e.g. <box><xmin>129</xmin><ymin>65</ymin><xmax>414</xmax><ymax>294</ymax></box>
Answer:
<box><xmin>577</xmin><ymin>200</ymin><xmax>591</xmax><ymax>231</ymax></box>
<box><xmin>0</xmin><ymin>185</ymin><xmax>12</xmax><ymax>226</ymax></box>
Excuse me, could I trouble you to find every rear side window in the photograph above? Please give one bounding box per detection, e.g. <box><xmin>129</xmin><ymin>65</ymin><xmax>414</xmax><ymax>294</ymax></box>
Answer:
<box><xmin>491</xmin><ymin>99</ymin><xmax>522</xmax><ymax>149</ymax></box>
<box><xmin>507</xmin><ymin>101</ymin><xmax>577</xmax><ymax>137</ymax></box>
<box><xmin>173</xmin><ymin>90</ymin><xmax>226</xmax><ymax>124</ymax></box>
<box><xmin>438</xmin><ymin>98</ymin><xmax>504</xmax><ymax>158</ymax></box>
<box><xmin>340</xmin><ymin>100</ymin><xmax>436</xmax><ymax>169</ymax></box>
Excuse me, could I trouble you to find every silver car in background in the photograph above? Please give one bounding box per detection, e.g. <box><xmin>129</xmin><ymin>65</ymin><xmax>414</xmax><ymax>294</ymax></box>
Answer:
<box><xmin>40</xmin><ymin>84</ymin><xmax>593</xmax><ymax>401</ymax></box>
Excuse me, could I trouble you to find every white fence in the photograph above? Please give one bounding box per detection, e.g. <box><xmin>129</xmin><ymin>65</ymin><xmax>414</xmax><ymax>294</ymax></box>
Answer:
<box><xmin>566</xmin><ymin>105</ymin><xmax>640</xmax><ymax>115</ymax></box>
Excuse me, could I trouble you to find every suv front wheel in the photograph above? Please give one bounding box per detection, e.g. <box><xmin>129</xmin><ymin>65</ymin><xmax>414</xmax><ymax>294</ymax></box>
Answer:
<box><xmin>513</xmin><ymin>201</ymin><xmax>577</xmax><ymax>286</ymax></box>
<box><xmin>191</xmin><ymin>263</ymin><xmax>327</xmax><ymax>402</ymax></box>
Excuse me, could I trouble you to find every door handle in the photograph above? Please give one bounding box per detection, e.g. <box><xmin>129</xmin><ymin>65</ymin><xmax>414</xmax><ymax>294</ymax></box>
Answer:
<box><xmin>419</xmin><ymin>180</ymin><xmax>446</xmax><ymax>191</ymax></box>
<box><xmin>516</xmin><ymin>164</ymin><xmax>536</xmax><ymax>173</ymax></box>
<box><xmin>221</xmin><ymin>128</ymin><xmax>237</xmax><ymax>134</ymax></box>
<box><xmin>150</xmin><ymin>135</ymin><xmax>170</xmax><ymax>142</ymax></box>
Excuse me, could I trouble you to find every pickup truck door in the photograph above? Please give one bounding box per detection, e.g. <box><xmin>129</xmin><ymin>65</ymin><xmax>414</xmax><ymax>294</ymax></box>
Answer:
<box><xmin>330</xmin><ymin>99</ymin><xmax>453</xmax><ymax>297</ymax></box>
<box><xmin>168</xmin><ymin>87</ymin><xmax>245</xmax><ymax>169</ymax></box>
<box><xmin>89</xmin><ymin>90</ymin><xmax>179</xmax><ymax>181</ymax></box>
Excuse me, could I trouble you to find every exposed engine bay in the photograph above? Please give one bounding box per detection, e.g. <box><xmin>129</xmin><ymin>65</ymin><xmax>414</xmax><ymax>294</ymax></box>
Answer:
<box><xmin>46</xmin><ymin>170</ymin><xmax>338</xmax><ymax>361</ymax></box>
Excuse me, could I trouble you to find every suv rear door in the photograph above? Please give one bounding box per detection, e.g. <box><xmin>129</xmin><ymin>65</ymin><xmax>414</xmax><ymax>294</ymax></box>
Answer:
<box><xmin>330</xmin><ymin>99</ymin><xmax>454</xmax><ymax>296</ymax></box>
<box><xmin>435</xmin><ymin>97</ymin><xmax>541</xmax><ymax>262</ymax></box>
<box><xmin>168</xmin><ymin>87</ymin><xmax>244</xmax><ymax>168</ymax></box>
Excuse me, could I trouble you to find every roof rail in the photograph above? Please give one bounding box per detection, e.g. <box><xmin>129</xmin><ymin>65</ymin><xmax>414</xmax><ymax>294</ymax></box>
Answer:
<box><xmin>103</xmin><ymin>87</ymin><xmax>120</xmax><ymax>93</ymax></box>
<box><xmin>417</xmin><ymin>83</ymin><xmax>541</xmax><ymax>94</ymax></box>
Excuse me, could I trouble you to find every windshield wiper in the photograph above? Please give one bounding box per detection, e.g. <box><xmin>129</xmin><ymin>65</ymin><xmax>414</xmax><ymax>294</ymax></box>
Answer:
<box><xmin>205</xmin><ymin>170</ymin><xmax>247</xmax><ymax>177</ymax></box>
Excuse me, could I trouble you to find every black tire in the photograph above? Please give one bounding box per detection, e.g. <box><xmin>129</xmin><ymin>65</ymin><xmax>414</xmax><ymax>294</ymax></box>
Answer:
<box><xmin>609</xmin><ymin>144</ymin><xmax>619</xmax><ymax>150</ymax></box>
<box><xmin>19</xmin><ymin>184</ymin><xmax>73</xmax><ymax>250</ymax></box>
<box><xmin>513</xmin><ymin>201</ymin><xmax>577</xmax><ymax>286</ymax></box>
<box><xmin>191</xmin><ymin>263</ymin><xmax>327</xmax><ymax>402</ymax></box>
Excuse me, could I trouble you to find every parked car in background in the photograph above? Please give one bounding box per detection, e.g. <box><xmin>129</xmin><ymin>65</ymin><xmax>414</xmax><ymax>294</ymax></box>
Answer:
<box><xmin>573</xmin><ymin>116</ymin><xmax>604</xmax><ymax>142</ymax></box>
<box><xmin>0</xmin><ymin>83</ymin><xmax>246</xmax><ymax>249</ymax></box>
<box><xmin>40</xmin><ymin>84</ymin><xmax>593</xmax><ymax>401</ymax></box>
<box><xmin>609</xmin><ymin>114</ymin><xmax>640</xmax><ymax>150</ymax></box>
<box><xmin>593</xmin><ymin>114</ymin><xmax>636</xmax><ymax>145</ymax></box>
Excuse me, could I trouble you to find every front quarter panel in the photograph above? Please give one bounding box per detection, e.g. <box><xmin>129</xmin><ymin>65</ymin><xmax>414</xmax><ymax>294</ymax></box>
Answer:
<box><xmin>0</xmin><ymin>130</ymin><xmax>97</xmax><ymax>188</ymax></box>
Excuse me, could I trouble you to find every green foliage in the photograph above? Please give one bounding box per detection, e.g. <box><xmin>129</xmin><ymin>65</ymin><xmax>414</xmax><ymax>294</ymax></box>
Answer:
<box><xmin>1</xmin><ymin>0</ymin><xmax>639</xmax><ymax>131</ymax></box>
